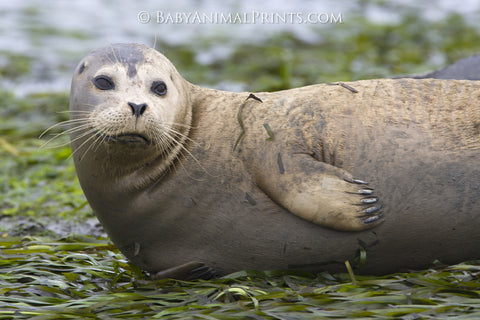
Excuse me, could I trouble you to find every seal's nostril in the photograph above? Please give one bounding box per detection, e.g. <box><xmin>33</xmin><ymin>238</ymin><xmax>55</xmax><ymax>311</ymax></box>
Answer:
<box><xmin>128</xmin><ymin>102</ymin><xmax>148</xmax><ymax>118</ymax></box>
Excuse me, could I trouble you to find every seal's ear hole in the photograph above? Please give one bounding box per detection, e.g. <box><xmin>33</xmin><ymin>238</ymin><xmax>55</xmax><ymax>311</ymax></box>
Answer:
<box><xmin>151</xmin><ymin>81</ymin><xmax>167</xmax><ymax>96</ymax></box>
<box><xmin>93</xmin><ymin>75</ymin><xmax>115</xmax><ymax>90</ymax></box>
<box><xmin>78</xmin><ymin>62</ymin><xmax>86</xmax><ymax>75</ymax></box>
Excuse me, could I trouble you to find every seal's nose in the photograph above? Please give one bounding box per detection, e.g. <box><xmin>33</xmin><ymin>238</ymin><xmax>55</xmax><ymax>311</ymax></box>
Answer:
<box><xmin>128</xmin><ymin>102</ymin><xmax>147</xmax><ymax>118</ymax></box>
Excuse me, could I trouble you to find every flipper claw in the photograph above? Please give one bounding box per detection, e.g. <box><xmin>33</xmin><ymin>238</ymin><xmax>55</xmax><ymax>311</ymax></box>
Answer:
<box><xmin>363</xmin><ymin>215</ymin><xmax>381</xmax><ymax>224</ymax></box>
<box><xmin>364</xmin><ymin>205</ymin><xmax>382</xmax><ymax>215</ymax></box>
<box><xmin>359</xmin><ymin>189</ymin><xmax>374</xmax><ymax>195</ymax></box>
<box><xmin>353</xmin><ymin>179</ymin><xmax>368</xmax><ymax>184</ymax></box>
<box><xmin>189</xmin><ymin>265</ymin><xmax>218</xmax><ymax>280</ymax></box>
<box><xmin>361</xmin><ymin>197</ymin><xmax>378</xmax><ymax>204</ymax></box>
<box><xmin>346</xmin><ymin>178</ymin><xmax>384</xmax><ymax>227</ymax></box>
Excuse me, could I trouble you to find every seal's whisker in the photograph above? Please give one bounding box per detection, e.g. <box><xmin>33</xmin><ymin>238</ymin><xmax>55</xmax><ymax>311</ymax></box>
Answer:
<box><xmin>162</xmin><ymin>130</ymin><xmax>211</xmax><ymax>176</ymax></box>
<box><xmin>163</xmin><ymin>131</ymin><xmax>210</xmax><ymax>180</ymax></box>
<box><xmin>71</xmin><ymin>128</ymin><xmax>105</xmax><ymax>161</ymax></box>
<box><xmin>109</xmin><ymin>45</ymin><xmax>120</xmax><ymax>65</ymax></box>
<box><xmin>63</xmin><ymin>122</ymin><xmax>94</xmax><ymax>133</ymax></box>
<box><xmin>169</xmin><ymin>121</ymin><xmax>197</xmax><ymax>130</ymax></box>
<box><xmin>77</xmin><ymin>129</ymin><xmax>107</xmax><ymax>159</ymax></box>
<box><xmin>57</xmin><ymin>110</ymin><xmax>92</xmax><ymax>114</ymax></box>
<box><xmin>56</xmin><ymin>126</ymin><xmax>95</xmax><ymax>143</ymax></box>
<box><xmin>69</xmin><ymin>131</ymin><xmax>96</xmax><ymax>157</ymax></box>
<box><xmin>163</xmin><ymin>124</ymin><xmax>201</xmax><ymax>148</ymax></box>
<box><xmin>153</xmin><ymin>131</ymin><xmax>182</xmax><ymax>176</ymax></box>
<box><xmin>41</xmin><ymin>140</ymin><xmax>71</xmax><ymax>149</ymax></box>
<box><xmin>57</xmin><ymin>119</ymin><xmax>92</xmax><ymax>128</ymax></box>
<box><xmin>152</xmin><ymin>129</ymin><xmax>178</xmax><ymax>156</ymax></box>
<box><xmin>76</xmin><ymin>103</ymin><xmax>97</xmax><ymax>108</ymax></box>
<box><xmin>81</xmin><ymin>130</ymin><xmax>105</xmax><ymax>157</ymax></box>
<box><xmin>39</xmin><ymin>118</ymin><xmax>91</xmax><ymax>139</ymax></box>
<box><xmin>39</xmin><ymin>121</ymin><xmax>93</xmax><ymax>149</ymax></box>
<box><xmin>67</xmin><ymin>122</ymin><xmax>97</xmax><ymax>141</ymax></box>
<box><xmin>153</xmin><ymin>33</ymin><xmax>158</xmax><ymax>51</ymax></box>
<box><xmin>40</xmin><ymin>121</ymin><xmax>91</xmax><ymax>139</ymax></box>
<box><xmin>93</xmin><ymin>123</ymin><xmax>117</xmax><ymax>150</ymax></box>
<box><xmin>40</xmin><ymin>128</ymin><xmax>89</xmax><ymax>149</ymax></box>
<box><xmin>152</xmin><ymin>130</ymin><xmax>171</xmax><ymax>155</ymax></box>
<box><xmin>68</xmin><ymin>127</ymin><xmax>97</xmax><ymax>146</ymax></box>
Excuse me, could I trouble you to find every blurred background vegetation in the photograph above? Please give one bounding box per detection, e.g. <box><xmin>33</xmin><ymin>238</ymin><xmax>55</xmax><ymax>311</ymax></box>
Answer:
<box><xmin>2</xmin><ymin>1</ymin><xmax>480</xmax><ymax>318</ymax></box>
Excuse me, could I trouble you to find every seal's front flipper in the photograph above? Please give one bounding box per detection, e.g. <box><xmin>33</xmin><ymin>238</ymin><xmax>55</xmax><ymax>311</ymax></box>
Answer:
<box><xmin>253</xmin><ymin>152</ymin><xmax>384</xmax><ymax>231</ymax></box>
<box><xmin>154</xmin><ymin>261</ymin><xmax>217</xmax><ymax>280</ymax></box>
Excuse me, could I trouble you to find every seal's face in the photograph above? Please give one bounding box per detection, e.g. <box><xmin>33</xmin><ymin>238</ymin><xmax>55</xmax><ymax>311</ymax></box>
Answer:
<box><xmin>69</xmin><ymin>44</ymin><xmax>192</xmax><ymax>175</ymax></box>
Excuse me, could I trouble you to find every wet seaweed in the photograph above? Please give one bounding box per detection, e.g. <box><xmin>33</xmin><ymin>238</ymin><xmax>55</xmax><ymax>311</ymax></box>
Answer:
<box><xmin>277</xmin><ymin>152</ymin><xmax>285</xmax><ymax>174</ymax></box>
<box><xmin>263</xmin><ymin>123</ymin><xmax>275</xmax><ymax>141</ymax></box>
<box><xmin>327</xmin><ymin>82</ymin><xmax>359</xmax><ymax>93</ymax></box>
<box><xmin>233</xmin><ymin>93</ymin><xmax>263</xmax><ymax>151</ymax></box>
<box><xmin>2</xmin><ymin>237</ymin><xmax>480</xmax><ymax>319</ymax></box>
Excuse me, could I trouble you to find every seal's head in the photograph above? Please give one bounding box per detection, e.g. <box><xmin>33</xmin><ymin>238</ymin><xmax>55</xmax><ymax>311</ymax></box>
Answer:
<box><xmin>69</xmin><ymin>43</ymin><xmax>192</xmax><ymax>186</ymax></box>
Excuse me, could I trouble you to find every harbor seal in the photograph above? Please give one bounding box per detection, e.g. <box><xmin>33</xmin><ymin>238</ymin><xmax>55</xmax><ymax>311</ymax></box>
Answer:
<box><xmin>69</xmin><ymin>43</ymin><xmax>480</xmax><ymax>279</ymax></box>
<box><xmin>413</xmin><ymin>53</ymin><xmax>480</xmax><ymax>80</ymax></box>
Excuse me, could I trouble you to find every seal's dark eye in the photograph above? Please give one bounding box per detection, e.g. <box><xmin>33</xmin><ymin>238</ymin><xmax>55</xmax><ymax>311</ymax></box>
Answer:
<box><xmin>151</xmin><ymin>81</ymin><xmax>167</xmax><ymax>96</ymax></box>
<box><xmin>93</xmin><ymin>75</ymin><xmax>115</xmax><ymax>90</ymax></box>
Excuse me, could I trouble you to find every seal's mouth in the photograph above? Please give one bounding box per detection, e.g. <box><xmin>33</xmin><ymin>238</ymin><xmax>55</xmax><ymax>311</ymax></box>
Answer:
<box><xmin>97</xmin><ymin>132</ymin><xmax>151</xmax><ymax>145</ymax></box>
<box><xmin>115</xmin><ymin>134</ymin><xmax>150</xmax><ymax>145</ymax></box>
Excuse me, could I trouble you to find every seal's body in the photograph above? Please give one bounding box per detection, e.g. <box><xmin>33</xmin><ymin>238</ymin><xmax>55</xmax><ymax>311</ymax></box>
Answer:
<box><xmin>415</xmin><ymin>53</ymin><xmax>480</xmax><ymax>80</ymax></box>
<box><xmin>70</xmin><ymin>44</ymin><xmax>480</xmax><ymax>278</ymax></box>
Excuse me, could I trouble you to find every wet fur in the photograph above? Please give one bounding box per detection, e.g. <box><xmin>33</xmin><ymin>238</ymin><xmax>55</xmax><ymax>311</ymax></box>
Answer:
<box><xmin>66</xmin><ymin>44</ymin><xmax>480</xmax><ymax>277</ymax></box>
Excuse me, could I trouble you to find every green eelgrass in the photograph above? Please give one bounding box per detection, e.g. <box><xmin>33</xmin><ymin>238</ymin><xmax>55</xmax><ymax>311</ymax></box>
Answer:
<box><xmin>1</xmin><ymin>236</ymin><xmax>480</xmax><ymax>319</ymax></box>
